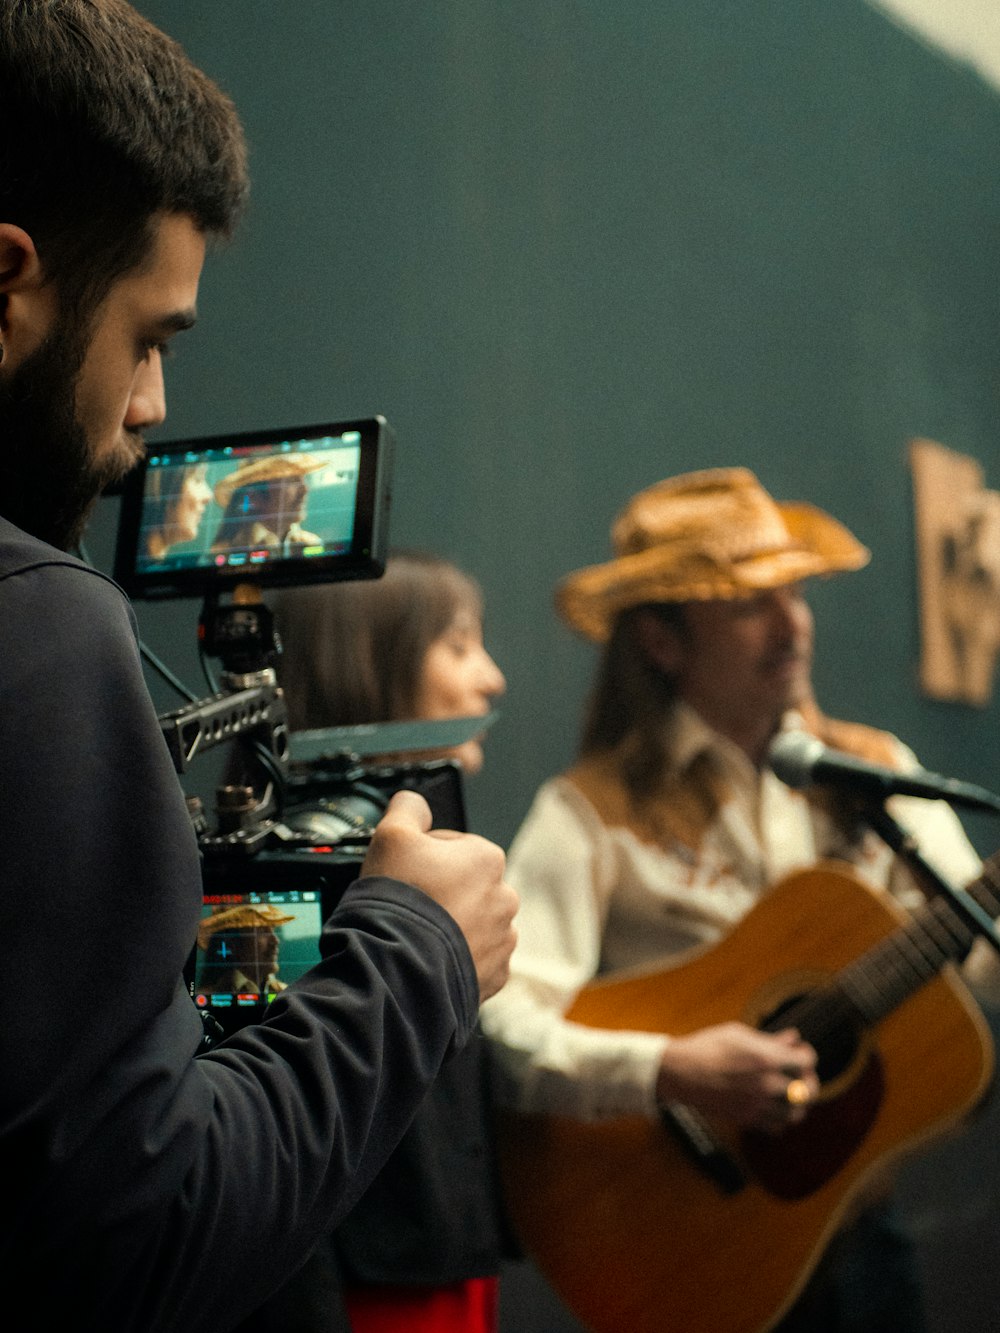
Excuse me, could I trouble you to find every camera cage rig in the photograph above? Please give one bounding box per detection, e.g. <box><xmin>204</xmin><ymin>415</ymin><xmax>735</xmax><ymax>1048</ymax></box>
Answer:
<box><xmin>113</xmin><ymin>413</ymin><xmax>492</xmax><ymax>1036</ymax></box>
<box><xmin>159</xmin><ymin>585</ymin><xmax>294</xmax><ymax>856</ymax></box>
<box><xmin>158</xmin><ymin>584</ymin><xmax>481</xmax><ymax>873</ymax></box>
<box><xmin>115</xmin><ymin>410</ymin><xmax>486</xmax><ymax>882</ymax></box>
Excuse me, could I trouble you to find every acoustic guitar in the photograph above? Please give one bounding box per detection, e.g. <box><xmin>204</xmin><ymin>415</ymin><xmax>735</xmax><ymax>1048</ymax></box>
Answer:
<box><xmin>498</xmin><ymin>858</ymin><xmax>999</xmax><ymax>1333</ymax></box>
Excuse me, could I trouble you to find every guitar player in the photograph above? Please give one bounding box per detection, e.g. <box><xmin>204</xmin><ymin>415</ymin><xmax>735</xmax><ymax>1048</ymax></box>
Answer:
<box><xmin>481</xmin><ymin>467</ymin><xmax>999</xmax><ymax>1332</ymax></box>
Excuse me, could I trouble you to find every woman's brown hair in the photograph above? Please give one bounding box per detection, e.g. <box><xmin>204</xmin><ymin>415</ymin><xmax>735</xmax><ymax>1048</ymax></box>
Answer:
<box><xmin>272</xmin><ymin>550</ymin><xmax>482</xmax><ymax>731</ymax></box>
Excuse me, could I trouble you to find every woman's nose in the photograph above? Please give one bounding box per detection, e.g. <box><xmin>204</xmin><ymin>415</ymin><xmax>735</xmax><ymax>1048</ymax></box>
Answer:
<box><xmin>480</xmin><ymin>650</ymin><xmax>506</xmax><ymax>698</ymax></box>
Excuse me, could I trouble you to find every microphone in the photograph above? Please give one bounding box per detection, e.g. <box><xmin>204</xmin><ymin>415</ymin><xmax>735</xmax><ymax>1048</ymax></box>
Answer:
<box><xmin>768</xmin><ymin>730</ymin><xmax>1000</xmax><ymax>814</ymax></box>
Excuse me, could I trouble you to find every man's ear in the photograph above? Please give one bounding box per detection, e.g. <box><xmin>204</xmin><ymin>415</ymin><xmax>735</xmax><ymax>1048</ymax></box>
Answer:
<box><xmin>0</xmin><ymin>223</ymin><xmax>44</xmax><ymax>289</ymax></box>
<box><xmin>0</xmin><ymin>223</ymin><xmax>57</xmax><ymax>362</ymax></box>
<box><xmin>635</xmin><ymin>608</ymin><xmax>684</xmax><ymax>675</ymax></box>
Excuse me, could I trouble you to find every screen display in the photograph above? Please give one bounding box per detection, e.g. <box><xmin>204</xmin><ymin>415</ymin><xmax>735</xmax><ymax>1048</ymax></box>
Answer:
<box><xmin>115</xmin><ymin>417</ymin><xmax>393</xmax><ymax>598</ymax></box>
<box><xmin>192</xmin><ymin>889</ymin><xmax>324</xmax><ymax>1017</ymax></box>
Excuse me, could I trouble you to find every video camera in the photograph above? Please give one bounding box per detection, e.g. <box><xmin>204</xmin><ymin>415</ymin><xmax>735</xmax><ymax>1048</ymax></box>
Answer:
<box><xmin>115</xmin><ymin>415</ymin><xmax>471</xmax><ymax>1035</ymax></box>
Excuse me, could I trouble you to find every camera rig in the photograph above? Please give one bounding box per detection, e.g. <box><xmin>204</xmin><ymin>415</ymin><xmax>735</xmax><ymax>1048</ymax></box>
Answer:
<box><xmin>115</xmin><ymin>413</ymin><xmax>489</xmax><ymax>1035</ymax></box>
<box><xmin>157</xmin><ymin>587</ymin><xmax>479</xmax><ymax>887</ymax></box>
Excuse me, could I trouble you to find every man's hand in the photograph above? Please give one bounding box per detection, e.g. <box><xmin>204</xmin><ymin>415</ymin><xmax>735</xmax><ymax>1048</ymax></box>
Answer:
<box><xmin>360</xmin><ymin>789</ymin><xmax>518</xmax><ymax>1002</ymax></box>
<box><xmin>656</xmin><ymin>1022</ymin><xmax>820</xmax><ymax>1133</ymax></box>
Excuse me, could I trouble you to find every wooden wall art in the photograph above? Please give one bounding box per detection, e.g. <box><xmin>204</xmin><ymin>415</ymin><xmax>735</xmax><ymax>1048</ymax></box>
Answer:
<box><xmin>910</xmin><ymin>438</ymin><xmax>1000</xmax><ymax>706</ymax></box>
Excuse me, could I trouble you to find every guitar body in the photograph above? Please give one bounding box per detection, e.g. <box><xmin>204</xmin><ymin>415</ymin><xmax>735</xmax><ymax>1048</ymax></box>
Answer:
<box><xmin>498</xmin><ymin>862</ymin><xmax>994</xmax><ymax>1333</ymax></box>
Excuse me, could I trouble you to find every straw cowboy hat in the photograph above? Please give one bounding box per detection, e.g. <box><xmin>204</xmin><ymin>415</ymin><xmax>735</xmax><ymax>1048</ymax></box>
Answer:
<box><xmin>213</xmin><ymin>454</ymin><xmax>329</xmax><ymax>509</ymax></box>
<box><xmin>556</xmin><ymin>467</ymin><xmax>870</xmax><ymax>642</ymax></box>
<box><xmin>197</xmin><ymin>903</ymin><xmax>296</xmax><ymax>951</ymax></box>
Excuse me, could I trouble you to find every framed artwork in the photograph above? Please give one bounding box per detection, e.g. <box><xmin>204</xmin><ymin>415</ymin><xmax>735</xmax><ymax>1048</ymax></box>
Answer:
<box><xmin>910</xmin><ymin>438</ymin><xmax>1000</xmax><ymax>706</ymax></box>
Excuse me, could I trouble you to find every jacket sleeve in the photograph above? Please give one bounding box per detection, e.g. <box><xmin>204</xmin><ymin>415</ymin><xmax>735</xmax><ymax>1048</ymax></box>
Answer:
<box><xmin>0</xmin><ymin>559</ymin><xmax>478</xmax><ymax>1332</ymax></box>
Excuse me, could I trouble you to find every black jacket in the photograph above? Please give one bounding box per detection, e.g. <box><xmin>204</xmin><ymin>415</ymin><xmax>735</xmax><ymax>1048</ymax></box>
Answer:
<box><xmin>0</xmin><ymin>519</ymin><xmax>478</xmax><ymax>1331</ymax></box>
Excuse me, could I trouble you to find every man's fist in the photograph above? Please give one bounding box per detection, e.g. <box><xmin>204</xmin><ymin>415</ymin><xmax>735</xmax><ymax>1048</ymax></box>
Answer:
<box><xmin>361</xmin><ymin>789</ymin><xmax>518</xmax><ymax>1001</ymax></box>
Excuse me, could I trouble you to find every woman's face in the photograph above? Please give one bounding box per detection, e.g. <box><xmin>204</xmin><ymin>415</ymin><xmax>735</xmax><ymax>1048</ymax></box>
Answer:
<box><xmin>171</xmin><ymin>466</ymin><xmax>212</xmax><ymax>545</ymax></box>
<box><xmin>414</xmin><ymin>604</ymin><xmax>506</xmax><ymax>774</ymax></box>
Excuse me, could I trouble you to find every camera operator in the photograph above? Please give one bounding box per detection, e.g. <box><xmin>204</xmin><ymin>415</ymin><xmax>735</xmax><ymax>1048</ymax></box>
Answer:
<box><xmin>0</xmin><ymin>4</ymin><xmax>516</xmax><ymax>1331</ymax></box>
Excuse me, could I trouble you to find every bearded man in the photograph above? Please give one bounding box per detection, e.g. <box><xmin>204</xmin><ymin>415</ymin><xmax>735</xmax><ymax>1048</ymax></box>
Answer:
<box><xmin>0</xmin><ymin>5</ymin><xmax>515</xmax><ymax>1330</ymax></box>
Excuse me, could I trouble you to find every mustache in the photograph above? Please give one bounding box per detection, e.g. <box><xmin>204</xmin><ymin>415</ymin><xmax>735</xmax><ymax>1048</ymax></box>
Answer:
<box><xmin>762</xmin><ymin>642</ymin><xmax>810</xmax><ymax>669</ymax></box>
<box><xmin>94</xmin><ymin>433</ymin><xmax>146</xmax><ymax>495</ymax></box>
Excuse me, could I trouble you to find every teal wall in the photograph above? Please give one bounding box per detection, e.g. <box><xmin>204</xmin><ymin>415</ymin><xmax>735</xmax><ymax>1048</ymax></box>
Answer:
<box><xmin>82</xmin><ymin>3</ymin><xmax>1000</xmax><ymax>1328</ymax></box>
<box><xmin>87</xmin><ymin>0</ymin><xmax>1000</xmax><ymax>855</ymax></box>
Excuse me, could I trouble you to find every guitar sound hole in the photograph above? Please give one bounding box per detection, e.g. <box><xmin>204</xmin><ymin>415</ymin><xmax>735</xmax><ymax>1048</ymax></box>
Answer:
<box><xmin>762</xmin><ymin>992</ymin><xmax>861</xmax><ymax>1086</ymax></box>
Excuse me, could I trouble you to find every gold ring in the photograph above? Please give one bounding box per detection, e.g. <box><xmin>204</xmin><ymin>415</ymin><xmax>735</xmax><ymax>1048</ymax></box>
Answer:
<box><xmin>785</xmin><ymin>1078</ymin><xmax>811</xmax><ymax>1106</ymax></box>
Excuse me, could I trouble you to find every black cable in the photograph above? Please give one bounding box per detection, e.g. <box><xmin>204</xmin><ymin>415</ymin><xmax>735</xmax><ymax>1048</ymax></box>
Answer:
<box><xmin>140</xmin><ymin>643</ymin><xmax>200</xmax><ymax>703</ymax></box>
<box><xmin>249</xmin><ymin>737</ymin><xmax>286</xmax><ymax>817</ymax></box>
<box><xmin>199</xmin><ymin>642</ymin><xmax>220</xmax><ymax>697</ymax></box>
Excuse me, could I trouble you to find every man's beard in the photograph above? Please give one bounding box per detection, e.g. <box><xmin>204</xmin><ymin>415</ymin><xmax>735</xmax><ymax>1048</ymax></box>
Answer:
<box><xmin>0</xmin><ymin>323</ymin><xmax>137</xmax><ymax>551</ymax></box>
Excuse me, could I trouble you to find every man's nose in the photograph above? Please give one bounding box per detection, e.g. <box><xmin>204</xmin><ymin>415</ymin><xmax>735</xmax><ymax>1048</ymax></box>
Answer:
<box><xmin>126</xmin><ymin>350</ymin><xmax>167</xmax><ymax>430</ymax></box>
<box><xmin>769</xmin><ymin>588</ymin><xmax>811</xmax><ymax>642</ymax></box>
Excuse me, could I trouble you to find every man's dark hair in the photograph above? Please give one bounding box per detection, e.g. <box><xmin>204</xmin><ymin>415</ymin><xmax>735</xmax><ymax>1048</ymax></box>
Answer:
<box><xmin>0</xmin><ymin>0</ymin><xmax>249</xmax><ymax>318</ymax></box>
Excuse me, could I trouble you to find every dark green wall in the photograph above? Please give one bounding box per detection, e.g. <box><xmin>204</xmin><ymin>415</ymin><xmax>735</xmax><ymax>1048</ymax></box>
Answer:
<box><xmin>87</xmin><ymin>0</ymin><xmax>1000</xmax><ymax>855</ymax></box>
<box><xmin>79</xmin><ymin>3</ymin><xmax>1000</xmax><ymax>1328</ymax></box>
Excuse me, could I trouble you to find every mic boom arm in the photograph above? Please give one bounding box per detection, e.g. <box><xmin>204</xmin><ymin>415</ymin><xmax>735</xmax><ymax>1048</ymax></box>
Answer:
<box><xmin>768</xmin><ymin>730</ymin><xmax>1000</xmax><ymax>955</ymax></box>
<box><xmin>860</xmin><ymin>802</ymin><xmax>1000</xmax><ymax>957</ymax></box>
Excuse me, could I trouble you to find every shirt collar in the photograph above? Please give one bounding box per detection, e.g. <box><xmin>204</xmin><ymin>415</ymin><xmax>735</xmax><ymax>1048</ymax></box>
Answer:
<box><xmin>667</xmin><ymin>701</ymin><xmax>806</xmax><ymax>783</ymax></box>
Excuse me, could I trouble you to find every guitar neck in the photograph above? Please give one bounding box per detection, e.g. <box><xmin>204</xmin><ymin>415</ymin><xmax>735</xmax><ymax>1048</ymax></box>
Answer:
<box><xmin>829</xmin><ymin>854</ymin><xmax>1000</xmax><ymax>1028</ymax></box>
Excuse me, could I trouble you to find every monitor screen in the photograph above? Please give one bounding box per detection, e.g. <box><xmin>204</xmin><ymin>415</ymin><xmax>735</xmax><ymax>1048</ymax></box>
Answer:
<box><xmin>192</xmin><ymin>889</ymin><xmax>324</xmax><ymax>1021</ymax></box>
<box><xmin>114</xmin><ymin>417</ymin><xmax>393</xmax><ymax>598</ymax></box>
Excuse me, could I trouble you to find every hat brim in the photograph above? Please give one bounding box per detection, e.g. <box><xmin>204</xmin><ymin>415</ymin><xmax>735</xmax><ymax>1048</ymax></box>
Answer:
<box><xmin>556</xmin><ymin>501</ymin><xmax>870</xmax><ymax>642</ymax></box>
<box><xmin>213</xmin><ymin>454</ymin><xmax>331</xmax><ymax>509</ymax></box>
<box><xmin>197</xmin><ymin>906</ymin><xmax>296</xmax><ymax>950</ymax></box>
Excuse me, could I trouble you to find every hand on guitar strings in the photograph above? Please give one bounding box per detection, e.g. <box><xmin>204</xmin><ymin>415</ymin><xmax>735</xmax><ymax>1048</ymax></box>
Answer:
<box><xmin>655</xmin><ymin>1022</ymin><xmax>820</xmax><ymax>1135</ymax></box>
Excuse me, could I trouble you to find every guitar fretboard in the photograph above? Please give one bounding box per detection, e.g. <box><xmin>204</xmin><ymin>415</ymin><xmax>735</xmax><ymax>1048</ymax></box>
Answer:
<box><xmin>768</xmin><ymin>855</ymin><xmax>1000</xmax><ymax>1041</ymax></box>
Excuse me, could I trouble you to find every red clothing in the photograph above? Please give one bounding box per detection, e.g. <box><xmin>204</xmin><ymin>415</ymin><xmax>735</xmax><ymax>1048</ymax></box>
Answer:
<box><xmin>345</xmin><ymin>1276</ymin><xmax>498</xmax><ymax>1333</ymax></box>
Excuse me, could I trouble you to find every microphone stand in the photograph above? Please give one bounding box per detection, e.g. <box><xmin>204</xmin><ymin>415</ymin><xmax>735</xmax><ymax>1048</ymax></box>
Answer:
<box><xmin>858</xmin><ymin>800</ymin><xmax>1000</xmax><ymax>957</ymax></box>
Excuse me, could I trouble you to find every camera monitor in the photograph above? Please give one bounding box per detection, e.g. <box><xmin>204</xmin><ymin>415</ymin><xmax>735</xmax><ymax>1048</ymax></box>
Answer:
<box><xmin>191</xmin><ymin>888</ymin><xmax>325</xmax><ymax>1036</ymax></box>
<box><xmin>114</xmin><ymin>417</ymin><xmax>393</xmax><ymax>599</ymax></box>
<box><xmin>191</xmin><ymin>758</ymin><xmax>468</xmax><ymax>1037</ymax></box>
